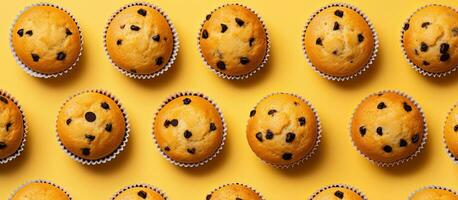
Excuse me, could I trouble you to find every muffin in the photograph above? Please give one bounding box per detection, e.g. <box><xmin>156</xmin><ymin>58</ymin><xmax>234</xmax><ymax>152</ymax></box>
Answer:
<box><xmin>11</xmin><ymin>4</ymin><xmax>82</xmax><ymax>77</ymax></box>
<box><xmin>106</xmin><ymin>3</ymin><xmax>177</xmax><ymax>78</ymax></box>
<box><xmin>402</xmin><ymin>5</ymin><xmax>458</xmax><ymax>75</ymax></box>
<box><xmin>444</xmin><ymin>103</ymin><xmax>458</xmax><ymax>162</ymax></box>
<box><xmin>57</xmin><ymin>91</ymin><xmax>128</xmax><ymax>163</ymax></box>
<box><xmin>112</xmin><ymin>184</ymin><xmax>167</xmax><ymax>200</ymax></box>
<box><xmin>199</xmin><ymin>4</ymin><xmax>269</xmax><ymax>79</ymax></box>
<box><xmin>11</xmin><ymin>180</ymin><xmax>71</xmax><ymax>200</ymax></box>
<box><xmin>303</xmin><ymin>4</ymin><xmax>376</xmax><ymax>80</ymax></box>
<box><xmin>153</xmin><ymin>93</ymin><xmax>225</xmax><ymax>166</ymax></box>
<box><xmin>0</xmin><ymin>92</ymin><xmax>25</xmax><ymax>162</ymax></box>
<box><xmin>246</xmin><ymin>93</ymin><xmax>320</xmax><ymax>167</ymax></box>
<box><xmin>206</xmin><ymin>183</ymin><xmax>263</xmax><ymax>200</ymax></box>
<box><xmin>410</xmin><ymin>186</ymin><xmax>458</xmax><ymax>200</ymax></box>
<box><xmin>351</xmin><ymin>91</ymin><xmax>426</xmax><ymax>166</ymax></box>
<box><xmin>308</xmin><ymin>185</ymin><xmax>366</xmax><ymax>200</ymax></box>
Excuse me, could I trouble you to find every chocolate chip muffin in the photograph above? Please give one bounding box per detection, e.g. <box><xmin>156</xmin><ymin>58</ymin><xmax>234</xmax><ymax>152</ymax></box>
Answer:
<box><xmin>11</xmin><ymin>181</ymin><xmax>71</xmax><ymax>200</ymax></box>
<box><xmin>444</xmin><ymin>103</ymin><xmax>458</xmax><ymax>161</ymax></box>
<box><xmin>153</xmin><ymin>93</ymin><xmax>225</xmax><ymax>166</ymax></box>
<box><xmin>351</xmin><ymin>91</ymin><xmax>426</xmax><ymax>165</ymax></box>
<box><xmin>309</xmin><ymin>185</ymin><xmax>365</xmax><ymax>200</ymax></box>
<box><xmin>0</xmin><ymin>93</ymin><xmax>25</xmax><ymax>161</ymax></box>
<box><xmin>11</xmin><ymin>4</ymin><xmax>81</xmax><ymax>76</ymax></box>
<box><xmin>402</xmin><ymin>5</ymin><xmax>458</xmax><ymax>75</ymax></box>
<box><xmin>304</xmin><ymin>5</ymin><xmax>376</xmax><ymax>79</ymax></box>
<box><xmin>206</xmin><ymin>183</ymin><xmax>263</xmax><ymax>200</ymax></box>
<box><xmin>199</xmin><ymin>4</ymin><xmax>269</xmax><ymax>78</ymax></box>
<box><xmin>57</xmin><ymin>91</ymin><xmax>127</xmax><ymax>162</ymax></box>
<box><xmin>246</xmin><ymin>93</ymin><xmax>320</xmax><ymax>167</ymax></box>
<box><xmin>113</xmin><ymin>184</ymin><xmax>166</xmax><ymax>200</ymax></box>
<box><xmin>410</xmin><ymin>187</ymin><xmax>458</xmax><ymax>200</ymax></box>
<box><xmin>106</xmin><ymin>4</ymin><xmax>176</xmax><ymax>76</ymax></box>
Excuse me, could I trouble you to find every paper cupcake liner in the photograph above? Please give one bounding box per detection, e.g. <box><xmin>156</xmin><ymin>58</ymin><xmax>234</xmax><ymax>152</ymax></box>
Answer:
<box><xmin>206</xmin><ymin>183</ymin><xmax>265</xmax><ymax>200</ymax></box>
<box><xmin>103</xmin><ymin>2</ymin><xmax>179</xmax><ymax>80</ymax></box>
<box><xmin>408</xmin><ymin>185</ymin><xmax>458</xmax><ymax>199</ymax></box>
<box><xmin>307</xmin><ymin>184</ymin><xmax>368</xmax><ymax>200</ymax></box>
<box><xmin>9</xmin><ymin>3</ymin><xmax>83</xmax><ymax>79</ymax></box>
<box><xmin>152</xmin><ymin>91</ymin><xmax>227</xmax><ymax>168</ymax></box>
<box><xmin>56</xmin><ymin>89</ymin><xmax>130</xmax><ymax>165</ymax></box>
<box><xmin>9</xmin><ymin>179</ymin><xmax>72</xmax><ymax>200</ymax></box>
<box><xmin>400</xmin><ymin>4</ymin><xmax>458</xmax><ymax>78</ymax></box>
<box><xmin>247</xmin><ymin>92</ymin><xmax>322</xmax><ymax>169</ymax></box>
<box><xmin>197</xmin><ymin>3</ymin><xmax>271</xmax><ymax>80</ymax></box>
<box><xmin>0</xmin><ymin>90</ymin><xmax>27</xmax><ymax>164</ymax></box>
<box><xmin>443</xmin><ymin>102</ymin><xmax>458</xmax><ymax>164</ymax></box>
<box><xmin>349</xmin><ymin>90</ymin><xmax>428</xmax><ymax>167</ymax></box>
<box><xmin>111</xmin><ymin>183</ymin><xmax>168</xmax><ymax>200</ymax></box>
<box><xmin>302</xmin><ymin>3</ymin><xmax>379</xmax><ymax>81</ymax></box>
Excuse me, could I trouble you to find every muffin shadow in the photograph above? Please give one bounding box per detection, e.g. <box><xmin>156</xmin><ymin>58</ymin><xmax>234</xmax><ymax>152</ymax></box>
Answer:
<box><xmin>0</xmin><ymin>147</ymin><xmax>29</xmax><ymax>175</ymax></box>
<box><xmin>422</xmin><ymin>69</ymin><xmax>458</xmax><ymax>86</ymax></box>
<box><xmin>81</xmin><ymin>140</ymin><xmax>132</xmax><ymax>174</ymax></box>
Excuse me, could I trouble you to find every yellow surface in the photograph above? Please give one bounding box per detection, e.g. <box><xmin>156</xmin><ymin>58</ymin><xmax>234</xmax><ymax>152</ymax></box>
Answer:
<box><xmin>0</xmin><ymin>0</ymin><xmax>457</xmax><ymax>199</ymax></box>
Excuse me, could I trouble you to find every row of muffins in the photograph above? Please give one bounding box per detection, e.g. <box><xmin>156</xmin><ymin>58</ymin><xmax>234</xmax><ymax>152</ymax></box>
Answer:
<box><xmin>8</xmin><ymin>180</ymin><xmax>458</xmax><ymax>200</ymax></box>
<box><xmin>2</xmin><ymin>89</ymin><xmax>458</xmax><ymax>168</ymax></box>
<box><xmin>9</xmin><ymin>3</ymin><xmax>458</xmax><ymax>80</ymax></box>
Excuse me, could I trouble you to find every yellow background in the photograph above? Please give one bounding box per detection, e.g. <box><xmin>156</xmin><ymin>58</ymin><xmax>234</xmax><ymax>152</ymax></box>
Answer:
<box><xmin>1</xmin><ymin>0</ymin><xmax>457</xmax><ymax>199</ymax></box>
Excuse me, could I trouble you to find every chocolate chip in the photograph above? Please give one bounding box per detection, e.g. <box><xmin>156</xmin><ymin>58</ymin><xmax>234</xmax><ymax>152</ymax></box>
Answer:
<box><xmin>17</xmin><ymin>29</ymin><xmax>24</xmax><ymax>37</ymax></box>
<box><xmin>183</xmin><ymin>98</ymin><xmax>191</xmax><ymax>105</ymax></box>
<box><xmin>423</xmin><ymin>61</ymin><xmax>430</xmax><ymax>66</ymax></box>
<box><xmin>116</xmin><ymin>39</ymin><xmax>122</xmax><ymax>45</ymax></box>
<box><xmin>357</xmin><ymin>33</ymin><xmax>364</xmax><ymax>43</ymax></box>
<box><xmin>440</xmin><ymin>43</ymin><xmax>450</xmax><ymax>54</ymax></box>
<box><xmin>454</xmin><ymin>125</ymin><xmax>458</xmax><ymax>132</ymax></box>
<box><xmin>265</xmin><ymin>130</ymin><xmax>274</xmax><ymax>140</ymax></box>
<box><xmin>256</xmin><ymin>132</ymin><xmax>263</xmax><ymax>142</ymax></box>
<box><xmin>25</xmin><ymin>30</ymin><xmax>33</xmax><ymax>36</ymax></box>
<box><xmin>377</xmin><ymin>102</ymin><xmax>386</xmax><ymax>109</ymax></box>
<box><xmin>120</xmin><ymin>24</ymin><xmax>125</xmax><ymax>29</ymax></box>
<box><xmin>81</xmin><ymin>148</ymin><xmax>90</xmax><ymax>156</ymax></box>
<box><xmin>282</xmin><ymin>152</ymin><xmax>293</xmax><ymax>160</ymax></box>
<box><xmin>152</xmin><ymin>34</ymin><xmax>160</xmax><ymax>42</ymax></box>
<box><xmin>31</xmin><ymin>54</ymin><xmax>40</xmax><ymax>62</ymax></box>
<box><xmin>440</xmin><ymin>53</ymin><xmax>450</xmax><ymax>62</ymax></box>
<box><xmin>333</xmin><ymin>22</ymin><xmax>340</xmax><ymax>30</ymax></box>
<box><xmin>359</xmin><ymin>126</ymin><xmax>366</xmax><ymax>136</ymax></box>
<box><xmin>170</xmin><ymin>119</ymin><xmax>178</xmax><ymax>127</ymax></box>
<box><xmin>415</xmin><ymin>49</ymin><xmax>419</xmax><ymax>55</ymax></box>
<box><xmin>403</xmin><ymin>102</ymin><xmax>412</xmax><ymax>112</ymax></box>
<box><xmin>0</xmin><ymin>142</ymin><xmax>6</xmax><ymax>149</ymax></box>
<box><xmin>137</xmin><ymin>8</ymin><xmax>147</xmax><ymax>16</ymax></box>
<box><xmin>249</xmin><ymin>37</ymin><xmax>255</xmax><ymax>47</ymax></box>
<box><xmin>250</xmin><ymin>110</ymin><xmax>256</xmax><ymax>117</ymax></box>
<box><xmin>453</xmin><ymin>27</ymin><xmax>458</xmax><ymax>37</ymax></box>
<box><xmin>105</xmin><ymin>123</ymin><xmax>112</xmax><ymax>132</ymax></box>
<box><xmin>285</xmin><ymin>132</ymin><xmax>296</xmax><ymax>143</ymax></box>
<box><xmin>216</xmin><ymin>61</ymin><xmax>226</xmax><ymax>70</ymax></box>
<box><xmin>383</xmin><ymin>145</ymin><xmax>392</xmax><ymax>153</ymax></box>
<box><xmin>209</xmin><ymin>123</ymin><xmax>216</xmax><ymax>132</ymax></box>
<box><xmin>235</xmin><ymin>18</ymin><xmax>245</xmax><ymax>26</ymax></box>
<box><xmin>202</xmin><ymin>30</ymin><xmax>209</xmax><ymax>39</ymax></box>
<box><xmin>221</xmin><ymin>24</ymin><xmax>228</xmax><ymax>33</ymax></box>
<box><xmin>56</xmin><ymin>52</ymin><xmax>66</xmax><ymax>61</ymax></box>
<box><xmin>420</xmin><ymin>42</ymin><xmax>428</xmax><ymax>52</ymax></box>
<box><xmin>130</xmin><ymin>69</ymin><xmax>137</xmax><ymax>73</ymax></box>
<box><xmin>155</xmin><ymin>57</ymin><xmax>163</xmax><ymax>65</ymax></box>
<box><xmin>332</xmin><ymin>50</ymin><xmax>338</xmax><ymax>55</ymax></box>
<box><xmin>421</xmin><ymin>22</ymin><xmax>430</xmax><ymax>29</ymax></box>
<box><xmin>137</xmin><ymin>190</ymin><xmax>147</xmax><ymax>198</ymax></box>
<box><xmin>5</xmin><ymin>122</ymin><xmax>12</xmax><ymax>132</ymax></box>
<box><xmin>334</xmin><ymin>191</ymin><xmax>344</xmax><ymax>199</ymax></box>
<box><xmin>376</xmin><ymin>127</ymin><xmax>383</xmax><ymax>136</ymax></box>
<box><xmin>298</xmin><ymin>117</ymin><xmax>306</xmax><ymax>126</ymax></box>
<box><xmin>400</xmin><ymin>139</ymin><xmax>407</xmax><ymax>147</ymax></box>
<box><xmin>184</xmin><ymin>130</ymin><xmax>192</xmax><ymax>139</ymax></box>
<box><xmin>65</xmin><ymin>28</ymin><xmax>73</xmax><ymax>36</ymax></box>
<box><xmin>187</xmin><ymin>148</ymin><xmax>196</xmax><ymax>154</ymax></box>
<box><xmin>240</xmin><ymin>57</ymin><xmax>250</xmax><ymax>65</ymax></box>
<box><xmin>268</xmin><ymin>109</ymin><xmax>277</xmax><ymax>116</ymax></box>
<box><xmin>206</xmin><ymin>14</ymin><xmax>211</xmax><ymax>20</ymax></box>
<box><xmin>0</xmin><ymin>96</ymin><xmax>8</xmax><ymax>104</ymax></box>
<box><xmin>130</xmin><ymin>25</ymin><xmax>140</xmax><ymax>31</ymax></box>
<box><xmin>85</xmin><ymin>134</ymin><xmax>95</xmax><ymax>142</ymax></box>
<box><xmin>316</xmin><ymin>37</ymin><xmax>322</xmax><ymax>46</ymax></box>
<box><xmin>101</xmin><ymin>102</ymin><xmax>109</xmax><ymax>110</ymax></box>
<box><xmin>66</xmin><ymin>118</ymin><xmax>72</xmax><ymax>125</ymax></box>
<box><xmin>412</xmin><ymin>134</ymin><xmax>419</xmax><ymax>143</ymax></box>
<box><xmin>164</xmin><ymin>120</ymin><xmax>171</xmax><ymax>128</ymax></box>
<box><xmin>236</xmin><ymin>198</ymin><xmax>242</xmax><ymax>200</ymax></box>
<box><xmin>164</xmin><ymin>146</ymin><xmax>170</xmax><ymax>151</ymax></box>
<box><xmin>334</xmin><ymin>10</ymin><xmax>344</xmax><ymax>18</ymax></box>
<box><xmin>403</xmin><ymin>23</ymin><xmax>410</xmax><ymax>31</ymax></box>
<box><xmin>85</xmin><ymin>112</ymin><xmax>96</xmax><ymax>122</ymax></box>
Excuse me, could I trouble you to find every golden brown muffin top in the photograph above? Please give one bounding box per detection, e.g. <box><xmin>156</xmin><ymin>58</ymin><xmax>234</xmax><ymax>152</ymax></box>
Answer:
<box><xmin>207</xmin><ymin>184</ymin><xmax>262</xmax><ymax>200</ymax></box>
<box><xmin>0</xmin><ymin>94</ymin><xmax>24</xmax><ymax>160</ymax></box>
<box><xmin>11</xmin><ymin>182</ymin><xmax>70</xmax><ymax>200</ymax></box>
<box><xmin>311</xmin><ymin>187</ymin><xmax>364</xmax><ymax>200</ymax></box>
<box><xmin>114</xmin><ymin>186</ymin><xmax>165</xmax><ymax>200</ymax></box>
<box><xmin>410</xmin><ymin>188</ymin><xmax>458</xmax><ymax>200</ymax></box>
<box><xmin>444</xmin><ymin>103</ymin><xmax>458</xmax><ymax>160</ymax></box>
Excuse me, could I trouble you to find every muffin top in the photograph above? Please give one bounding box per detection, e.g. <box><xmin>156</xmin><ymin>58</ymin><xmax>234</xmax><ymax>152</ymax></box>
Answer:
<box><xmin>410</xmin><ymin>188</ymin><xmax>457</xmax><ymax>200</ymax></box>
<box><xmin>304</xmin><ymin>6</ymin><xmax>375</xmax><ymax>78</ymax></box>
<box><xmin>247</xmin><ymin>93</ymin><xmax>318</xmax><ymax>166</ymax></box>
<box><xmin>0</xmin><ymin>94</ymin><xmax>24</xmax><ymax>160</ymax></box>
<box><xmin>311</xmin><ymin>187</ymin><xmax>364</xmax><ymax>200</ymax></box>
<box><xmin>57</xmin><ymin>92</ymin><xmax>126</xmax><ymax>160</ymax></box>
<box><xmin>11</xmin><ymin>182</ymin><xmax>70</xmax><ymax>200</ymax></box>
<box><xmin>12</xmin><ymin>5</ymin><xmax>81</xmax><ymax>74</ymax></box>
<box><xmin>114</xmin><ymin>186</ymin><xmax>165</xmax><ymax>200</ymax></box>
<box><xmin>199</xmin><ymin>4</ymin><xmax>268</xmax><ymax>77</ymax></box>
<box><xmin>154</xmin><ymin>95</ymin><xmax>224</xmax><ymax>164</ymax></box>
<box><xmin>444</xmin><ymin>103</ymin><xmax>458</xmax><ymax>160</ymax></box>
<box><xmin>206</xmin><ymin>184</ymin><xmax>262</xmax><ymax>200</ymax></box>
<box><xmin>106</xmin><ymin>5</ymin><xmax>174</xmax><ymax>75</ymax></box>
<box><xmin>351</xmin><ymin>92</ymin><xmax>425</xmax><ymax>163</ymax></box>
<box><xmin>403</xmin><ymin>5</ymin><xmax>458</xmax><ymax>73</ymax></box>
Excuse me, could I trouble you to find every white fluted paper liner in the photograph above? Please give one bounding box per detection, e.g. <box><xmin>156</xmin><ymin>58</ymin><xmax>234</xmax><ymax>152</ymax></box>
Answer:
<box><xmin>349</xmin><ymin>90</ymin><xmax>428</xmax><ymax>167</ymax></box>
<box><xmin>307</xmin><ymin>184</ymin><xmax>368</xmax><ymax>200</ymax></box>
<box><xmin>247</xmin><ymin>92</ymin><xmax>322</xmax><ymax>169</ymax></box>
<box><xmin>302</xmin><ymin>3</ymin><xmax>379</xmax><ymax>81</ymax></box>
<box><xmin>104</xmin><ymin>2</ymin><xmax>179</xmax><ymax>80</ymax></box>
<box><xmin>0</xmin><ymin>90</ymin><xmax>27</xmax><ymax>164</ymax></box>
<box><xmin>9</xmin><ymin>179</ymin><xmax>72</xmax><ymax>200</ymax></box>
<box><xmin>443</xmin><ymin>102</ymin><xmax>458</xmax><ymax>164</ymax></box>
<box><xmin>197</xmin><ymin>3</ymin><xmax>270</xmax><ymax>80</ymax></box>
<box><xmin>152</xmin><ymin>91</ymin><xmax>227</xmax><ymax>168</ymax></box>
<box><xmin>56</xmin><ymin>89</ymin><xmax>130</xmax><ymax>165</ymax></box>
<box><xmin>111</xmin><ymin>183</ymin><xmax>168</xmax><ymax>200</ymax></box>
<box><xmin>206</xmin><ymin>183</ymin><xmax>265</xmax><ymax>200</ymax></box>
<box><xmin>408</xmin><ymin>185</ymin><xmax>458</xmax><ymax>199</ymax></box>
<box><xmin>10</xmin><ymin>3</ymin><xmax>83</xmax><ymax>79</ymax></box>
<box><xmin>400</xmin><ymin>4</ymin><xmax>458</xmax><ymax>78</ymax></box>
